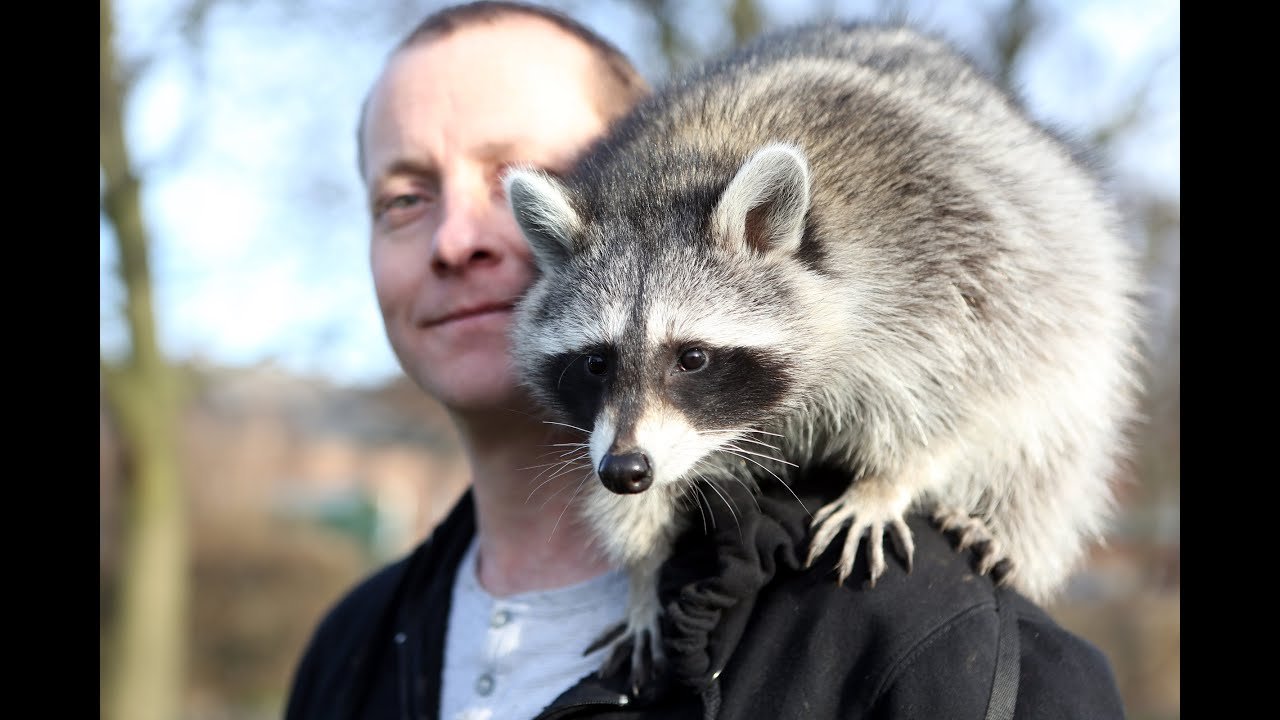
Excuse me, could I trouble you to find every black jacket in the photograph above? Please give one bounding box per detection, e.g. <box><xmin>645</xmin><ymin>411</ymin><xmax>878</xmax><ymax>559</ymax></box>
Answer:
<box><xmin>285</xmin><ymin>469</ymin><xmax>1126</xmax><ymax>719</ymax></box>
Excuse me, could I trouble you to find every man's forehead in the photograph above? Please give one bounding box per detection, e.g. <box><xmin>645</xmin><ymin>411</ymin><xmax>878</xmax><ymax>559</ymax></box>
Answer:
<box><xmin>361</xmin><ymin>86</ymin><xmax>584</xmax><ymax>175</ymax></box>
<box><xmin>377</xmin><ymin>17</ymin><xmax>598</xmax><ymax>106</ymax></box>
<box><xmin>362</xmin><ymin>19</ymin><xmax>606</xmax><ymax>180</ymax></box>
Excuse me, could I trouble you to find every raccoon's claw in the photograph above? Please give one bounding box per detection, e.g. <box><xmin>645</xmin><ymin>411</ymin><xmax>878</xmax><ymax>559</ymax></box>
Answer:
<box><xmin>595</xmin><ymin>626</ymin><xmax>630</xmax><ymax>678</ymax></box>
<box><xmin>806</xmin><ymin>482</ymin><xmax>914</xmax><ymax>587</ymax></box>
<box><xmin>630</xmin><ymin>627</ymin><xmax>663</xmax><ymax>694</ymax></box>
<box><xmin>886</xmin><ymin>518</ymin><xmax>915</xmax><ymax>574</ymax></box>
<box><xmin>587</xmin><ymin>613</ymin><xmax>666</xmax><ymax>695</ymax></box>
<box><xmin>932</xmin><ymin>507</ymin><xmax>1016</xmax><ymax>583</ymax></box>
<box><xmin>585</xmin><ymin>622</ymin><xmax>627</xmax><ymax>657</ymax></box>
<box><xmin>990</xmin><ymin>557</ymin><xmax>1017</xmax><ymax>587</ymax></box>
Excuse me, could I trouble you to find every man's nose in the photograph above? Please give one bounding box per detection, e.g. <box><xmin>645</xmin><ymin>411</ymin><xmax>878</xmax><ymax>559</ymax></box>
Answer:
<box><xmin>431</xmin><ymin>190</ymin><xmax>501</xmax><ymax>273</ymax></box>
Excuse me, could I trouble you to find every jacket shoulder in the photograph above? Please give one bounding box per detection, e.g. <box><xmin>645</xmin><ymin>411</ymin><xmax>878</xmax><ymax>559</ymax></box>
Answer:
<box><xmin>690</xmin><ymin>509</ymin><xmax>1123</xmax><ymax>719</ymax></box>
<box><xmin>862</xmin><ymin>589</ymin><xmax>1125</xmax><ymax>720</ymax></box>
<box><xmin>1007</xmin><ymin>595</ymin><xmax>1127</xmax><ymax>720</ymax></box>
<box><xmin>716</xmin><ymin>515</ymin><xmax>1007</xmax><ymax>716</ymax></box>
<box><xmin>284</xmin><ymin>491</ymin><xmax>477</xmax><ymax>719</ymax></box>
<box><xmin>283</xmin><ymin>552</ymin><xmax>415</xmax><ymax>719</ymax></box>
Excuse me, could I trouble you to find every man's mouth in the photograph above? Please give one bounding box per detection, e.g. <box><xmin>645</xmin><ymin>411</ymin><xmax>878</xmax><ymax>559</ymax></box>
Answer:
<box><xmin>421</xmin><ymin>302</ymin><xmax>515</xmax><ymax>328</ymax></box>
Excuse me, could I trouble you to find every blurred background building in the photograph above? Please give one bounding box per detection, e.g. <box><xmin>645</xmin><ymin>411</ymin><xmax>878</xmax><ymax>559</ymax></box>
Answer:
<box><xmin>100</xmin><ymin>1</ymin><xmax>1178</xmax><ymax>718</ymax></box>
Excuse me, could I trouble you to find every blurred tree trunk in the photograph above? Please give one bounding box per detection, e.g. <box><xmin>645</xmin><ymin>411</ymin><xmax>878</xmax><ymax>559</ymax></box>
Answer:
<box><xmin>100</xmin><ymin>0</ymin><xmax>188</xmax><ymax>718</ymax></box>
<box><xmin>635</xmin><ymin>0</ymin><xmax>689</xmax><ymax>73</ymax></box>
<box><xmin>990</xmin><ymin>0</ymin><xmax>1036</xmax><ymax>93</ymax></box>
<box><xmin>728</xmin><ymin>0</ymin><xmax>762</xmax><ymax>44</ymax></box>
<box><xmin>630</xmin><ymin>0</ymin><xmax>761</xmax><ymax>74</ymax></box>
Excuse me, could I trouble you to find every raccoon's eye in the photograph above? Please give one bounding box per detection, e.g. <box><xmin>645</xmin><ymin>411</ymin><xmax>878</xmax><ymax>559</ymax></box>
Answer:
<box><xmin>585</xmin><ymin>354</ymin><xmax>608</xmax><ymax>376</ymax></box>
<box><xmin>677</xmin><ymin>348</ymin><xmax>708</xmax><ymax>372</ymax></box>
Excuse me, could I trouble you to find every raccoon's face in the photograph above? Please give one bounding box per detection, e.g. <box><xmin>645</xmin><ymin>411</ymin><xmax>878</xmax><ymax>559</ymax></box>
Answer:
<box><xmin>519</xmin><ymin>253</ymin><xmax>801</xmax><ymax>495</ymax></box>
<box><xmin>505</xmin><ymin>144</ymin><xmax>813</xmax><ymax>495</ymax></box>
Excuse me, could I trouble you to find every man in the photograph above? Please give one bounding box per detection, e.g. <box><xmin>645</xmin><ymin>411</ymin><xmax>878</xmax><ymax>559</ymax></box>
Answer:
<box><xmin>287</xmin><ymin>4</ymin><xmax>654</xmax><ymax>719</ymax></box>
<box><xmin>286</xmin><ymin>3</ymin><xmax>1128</xmax><ymax>719</ymax></box>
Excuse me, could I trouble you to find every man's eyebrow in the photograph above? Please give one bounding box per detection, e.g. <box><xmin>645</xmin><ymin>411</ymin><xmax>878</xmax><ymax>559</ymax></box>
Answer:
<box><xmin>367</xmin><ymin>158</ymin><xmax>439</xmax><ymax>208</ymax></box>
<box><xmin>363</xmin><ymin>159</ymin><xmax>435</xmax><ymax>213</ymax></box>
<box><xmin>375</xmin><ymin>158</ymin><xmax>439</xmax><ymax>184</ymax></box>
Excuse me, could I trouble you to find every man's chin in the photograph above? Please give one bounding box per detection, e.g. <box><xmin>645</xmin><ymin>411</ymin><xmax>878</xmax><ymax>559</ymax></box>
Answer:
<box><xmin>393</xmin><ymin>334</ymin><xmax>523</xmax><ymax>406</ymax></box>
<box><xmin>413</xmin><ymin>366</ymin><xmax>532</xmax><ymax>415</ymax></box>
<box><xmin>441</xmin><ymin>388</ymin><xmax>548</xmax><ymax>439</ymax></box>
<box><xmin>442</xmin><ymin>386</ymin><xmax>528</xmax><ymax>415</ymax></box>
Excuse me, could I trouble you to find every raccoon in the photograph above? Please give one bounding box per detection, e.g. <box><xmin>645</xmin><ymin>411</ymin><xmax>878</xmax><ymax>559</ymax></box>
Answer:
<box><xmin>503</xmin><ymin>23</ymin><xmax>1141</xmax><ymax>689</ymax></box>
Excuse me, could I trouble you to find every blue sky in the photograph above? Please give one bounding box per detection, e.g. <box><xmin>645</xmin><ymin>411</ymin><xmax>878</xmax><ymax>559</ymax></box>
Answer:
<box><xmin>101</xmin><ymin>0</ymin><xmax>1179</xmax><ymax>388</ymax></box>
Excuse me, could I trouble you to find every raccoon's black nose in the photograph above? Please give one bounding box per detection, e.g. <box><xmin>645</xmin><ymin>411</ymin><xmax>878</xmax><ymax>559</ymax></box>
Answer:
<box><xmin>598</xmin><ymin>452</ymin><xmax>653</xmax><ymax>494</ymax></box>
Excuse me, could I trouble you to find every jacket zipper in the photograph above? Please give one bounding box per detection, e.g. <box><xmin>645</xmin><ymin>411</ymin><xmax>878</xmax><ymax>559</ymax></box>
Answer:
<box><xmin>534</xmin><ymin>700</ymin><xmax>631</xmax><ymax>720</ymax></box>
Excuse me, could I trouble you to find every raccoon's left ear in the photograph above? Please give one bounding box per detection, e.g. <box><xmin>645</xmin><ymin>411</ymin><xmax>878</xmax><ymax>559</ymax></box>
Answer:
<box><xmin>712</xmin><ymin>143</ymin><xmax>811</xmax><ymax>258</ymax></box>
<box><xmin>504</xmin><ymin>167</ymin><xmax>583</xmax><ymax>272</ymax></box>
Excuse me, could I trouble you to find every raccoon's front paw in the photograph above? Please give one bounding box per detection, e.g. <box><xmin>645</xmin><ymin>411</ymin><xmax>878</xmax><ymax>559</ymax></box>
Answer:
<box><xmin>806</xmin><ymin>479</ymin><xmax>915</xmax><ymax>587</ymax></box>
<box><xmin>932</xmin><ymin>506</ymin><xmax>1017</xmax><ymax>584</ymax></box>
<box><xmin>584</xmin><ymin>601</ymin><xmax>666</xmax><ymax>695</ymax></box>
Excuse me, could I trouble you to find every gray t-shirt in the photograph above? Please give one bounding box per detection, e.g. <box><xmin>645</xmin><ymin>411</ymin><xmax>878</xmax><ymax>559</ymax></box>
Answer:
<box><xmin>439</xmin><ymin>536</ymin><xmax>629</xmax><ymax>720</ymax></box>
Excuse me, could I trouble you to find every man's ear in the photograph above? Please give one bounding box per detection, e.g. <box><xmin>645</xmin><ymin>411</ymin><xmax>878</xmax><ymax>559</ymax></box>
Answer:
<box><xmin>504</xmin><ymin>167</ymin><xmax>582</xmax><ymax>272</ymax></box>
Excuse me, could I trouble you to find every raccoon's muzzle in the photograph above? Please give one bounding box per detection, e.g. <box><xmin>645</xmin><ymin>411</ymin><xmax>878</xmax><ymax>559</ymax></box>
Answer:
<box><xmin>598</xmin><ymin>451</ymin><xmax>653</xmax><ymax>494</ymax></box>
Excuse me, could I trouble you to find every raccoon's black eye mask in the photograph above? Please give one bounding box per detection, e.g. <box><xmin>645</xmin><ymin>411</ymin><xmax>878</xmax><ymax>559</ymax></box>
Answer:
<box><xmin>578</xmin><ymin>346</ymin><xmax>712</xmax><ymax>377</ymax></box>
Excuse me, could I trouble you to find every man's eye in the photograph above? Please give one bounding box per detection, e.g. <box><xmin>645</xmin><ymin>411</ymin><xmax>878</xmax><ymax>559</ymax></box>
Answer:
<box><xmin>375</xmin><ymin>193</ymin><xmax>432</xmax><ymax>223</ymax></box>
<box><xmin>385</xmin><ymin>195</ymin><xmax>422</xmax><ymax>213</ymax></box>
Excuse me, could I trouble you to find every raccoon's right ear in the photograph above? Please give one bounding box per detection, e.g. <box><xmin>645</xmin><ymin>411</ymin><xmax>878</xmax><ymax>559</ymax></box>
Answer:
<box><xmin>504</xmin><ymin>167</ymin><xmax>583</xmax><ymax>272</ymax></box>
<box><xmin>712</xmin><ymin>143</ymin><xmax>811</xmax><ymax>258</ymax></box>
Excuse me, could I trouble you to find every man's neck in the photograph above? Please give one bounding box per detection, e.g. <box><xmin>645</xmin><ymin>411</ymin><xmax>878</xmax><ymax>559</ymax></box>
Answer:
<box><xmin>450</xmin><ymin>405</ymin><xmax>616</xmax><ymax>598</ymax></box>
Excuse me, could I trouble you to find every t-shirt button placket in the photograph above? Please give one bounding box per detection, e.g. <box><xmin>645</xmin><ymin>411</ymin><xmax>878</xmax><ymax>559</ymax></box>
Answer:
<box><xmin>475</xmin><ymin>672</ymin><xmax>496</xmax><ymax>696</ymax></box>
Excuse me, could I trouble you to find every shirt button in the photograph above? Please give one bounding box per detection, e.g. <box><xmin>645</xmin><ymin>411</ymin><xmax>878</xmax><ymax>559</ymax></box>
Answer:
<box><xmin>475</xmin><ymin>673</ymin><xmax>495</xmax><ymax>696</ymax></box>
<box><xmin>490</xmin><ymin>609</ymin><xmax>512</xmax><ymax>628</ymax></box>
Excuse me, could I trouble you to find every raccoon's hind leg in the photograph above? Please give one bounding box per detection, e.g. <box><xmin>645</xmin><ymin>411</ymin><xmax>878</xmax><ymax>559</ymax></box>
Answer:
<box><xmin>585</xmin><ymin>552</ymin><xmax>667</xmax><ymax>694</ymax></box>
<box><xmin>932</xmin><ymin>506</ymin><xmax>1017</xmax><ymax>585</ymax></box>
<box><xmin>806</xmin><ymin>476</ymin><xmax>916</xmax><ymax>586</ymax></box>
